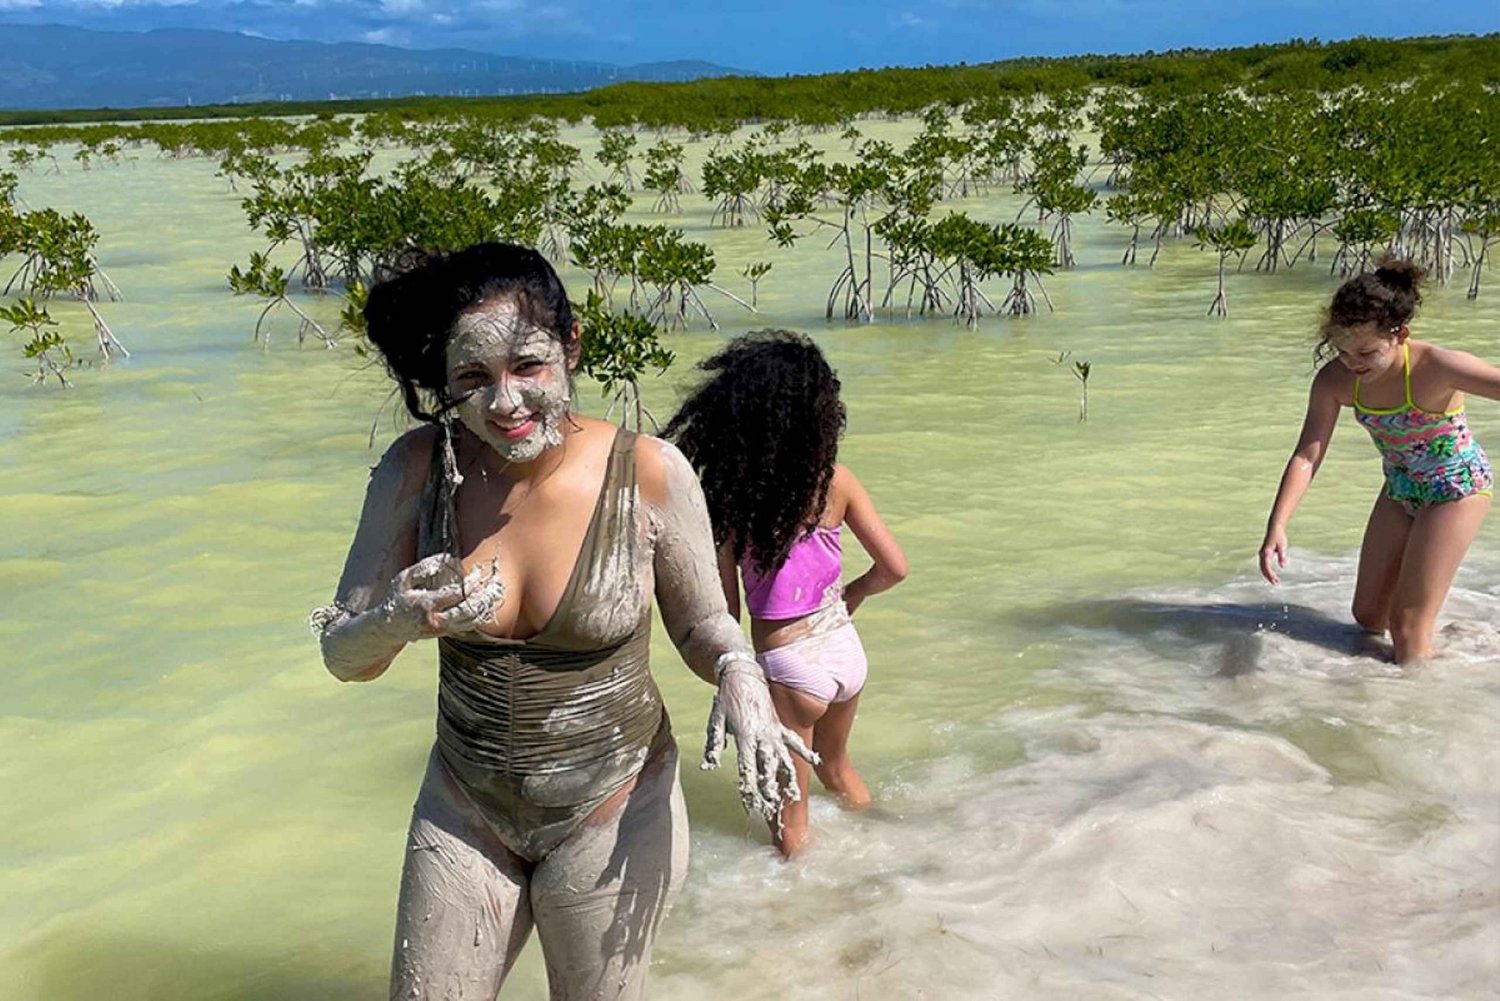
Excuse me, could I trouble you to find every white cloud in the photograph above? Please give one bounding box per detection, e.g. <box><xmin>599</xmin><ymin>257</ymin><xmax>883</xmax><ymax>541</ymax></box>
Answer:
<box><xmin>361</xmin><ymin>26</ymin><xmax>411</xmax><ymax>44</ymax></box>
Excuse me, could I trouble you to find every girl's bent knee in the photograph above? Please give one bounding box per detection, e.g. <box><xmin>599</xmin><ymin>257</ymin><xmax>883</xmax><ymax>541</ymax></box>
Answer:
<box><xmin>1351</xmin><ymin>603</ymin><xmax>1387</xmax><ymax>634</ymax></box>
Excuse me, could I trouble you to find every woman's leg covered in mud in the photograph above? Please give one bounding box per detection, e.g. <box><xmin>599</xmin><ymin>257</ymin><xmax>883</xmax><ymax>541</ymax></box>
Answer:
<box><xmin>529</xmin><ymin>744</ymin><xmax>690</xmax><ymax>1001</ymax></box>
<box><xmin>769</xmin><ymin>682</ymin><xmax>827</xmax><ymax>858</ymax></box>
<box><xmin>812</xmin><ymin>694</ymin><xmax>870</xmax><ymax>811</ymax></box>
<box><xmin>1390</xmin><ymin>493</ymin><xmax>1491</xmax><ymax>663</ymax></box>
<box><xmin>389</xmin><ymin>750</ymin><xmax>535</xmax><ymax>1001</ymax></box>
<box><xmin>1352</xmin><ymin>491</ymin><xmax>1414</xmax><ymax>634</ymax></box>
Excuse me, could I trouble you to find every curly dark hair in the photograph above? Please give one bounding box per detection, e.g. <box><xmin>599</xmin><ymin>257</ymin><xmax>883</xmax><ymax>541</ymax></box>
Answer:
<box><xmin>362</xmin><ymin>242</ymin><xmax>576</xmax><ymax>422</ymax></box>
<box><xmin>1316</xmin><ymin>256</ymin><xmax>1426</xmax><ymax>362</ymax></box>
<box><xmin>663</xmin><ymin>330</ymin><xmax>846</xmax><ymax>577</ymax></box>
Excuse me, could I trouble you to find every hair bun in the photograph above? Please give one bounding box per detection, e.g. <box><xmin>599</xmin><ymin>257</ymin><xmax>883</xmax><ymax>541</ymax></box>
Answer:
<box><xmin>1372</xmin><ymin>257</ymin><xmax>1425</xmax><ymax>292</ymax></box>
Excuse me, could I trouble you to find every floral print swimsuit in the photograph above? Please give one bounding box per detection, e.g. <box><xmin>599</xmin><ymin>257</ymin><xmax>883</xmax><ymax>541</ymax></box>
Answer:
<box><xmin>1354</xmin><ymin>343</ymin><xmax>1494</xmax><ymax>515</ymax></box>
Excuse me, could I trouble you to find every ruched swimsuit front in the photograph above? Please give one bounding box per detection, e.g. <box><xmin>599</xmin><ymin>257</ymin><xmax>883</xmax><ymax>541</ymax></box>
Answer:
<box><xmin>416</xmin><ymin>426</ymin><xmax>671</xmax><ymax>862</ymax></box>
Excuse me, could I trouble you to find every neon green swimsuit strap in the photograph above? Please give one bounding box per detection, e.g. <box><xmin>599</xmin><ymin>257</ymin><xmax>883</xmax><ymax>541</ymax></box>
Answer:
<box><xmin>1353</xmin><ymin>341</ymin><xmax>1414</xmax><ymax>414</ymax></box>
<box><xmin>1401</xmin><ymin>341</ymin><xmax>1414</xmax><ymax>409</ymax></box>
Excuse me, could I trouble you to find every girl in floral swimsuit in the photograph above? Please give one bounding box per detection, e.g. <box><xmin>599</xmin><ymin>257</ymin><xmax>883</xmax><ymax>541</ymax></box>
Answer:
<box><xmin>1260</xmin><ymin>258</ymin><xmax>1498</xmax><ymax>663</ymax></box>
<box><xmin>667</xmin><ymin>331</ymin><xmax>909</xmax><ymax>857</ymax></box>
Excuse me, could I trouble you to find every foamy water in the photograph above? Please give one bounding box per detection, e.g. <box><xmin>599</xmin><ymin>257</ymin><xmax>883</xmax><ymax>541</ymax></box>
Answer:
<box><xmin>1</xmin><ymin>119</ymin><xmax>1496</xmax><ymax>1000</ymax></box>
<box><xmin>657</xmin><ymin>553</ymin><xmax>1499</xmax><ymax>1000</ymax></box>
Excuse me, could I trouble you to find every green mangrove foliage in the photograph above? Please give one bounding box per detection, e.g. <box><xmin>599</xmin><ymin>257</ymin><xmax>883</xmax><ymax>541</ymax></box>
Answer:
<box><xmin>1073</xmin><ymin>359</ymin><xmax>1091</xmax><ymax>423</ymax></box>
<box><xmin>1090</xmin><ymin>79</ymin><xmax>1499</xmax><ymax>299</ymax></box>
<box><xmin>3</xmin><ymin>34</ymin><xmax>1498</xmax><ymax>387</ymax></box>
<box><xmin>643</xmin><ymin>139</ymin><xmax>692</xmax><ymax>213</ymax></box>
<box><xmin>2</xmin><ymin>296</ymin><xmax>71</xmax><ymax>386</ymax></box>
<box><xmin>574</xmin><ymin>290</ymin><xmax>675</xmax><ymax>428</ymax></box>
<box><xmin>1194</xmin><ymin>218</ymin><xmax>1259</xmax><ymax>317</ymax></box>
<box><xmin>1</xmin><ymin>35</ymin><xmax>1494</xmax><ymax>132</ymax></box>
<box><xmin>596</xmin><ymin>128</ymin><xmax>638</xmax><ymax>191</ymax></box>
<box><xmin>0</xmin><ymin>187</ymin><xmax>126</xmax><ymax>363</ymax></box>
<box><xmin>1020</xmin><ymin>136</ymin><xmax>1096</xmax><ymax>268</ymax></box>
<box><xmin>740</xmin><ymin>260</ymin><xmax>772</xmax><ymax>308</ymax></box>
<box><xmin>227</xmin><ymin>251</ymin><xmax>335</xmax><ymax>348</ymax></box>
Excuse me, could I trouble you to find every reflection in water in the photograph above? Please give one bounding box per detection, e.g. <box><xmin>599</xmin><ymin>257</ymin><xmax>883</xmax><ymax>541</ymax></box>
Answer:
<box><xmin>0</xmin><ymin>120</ymin><xmax>1496</xmax><ymax>999</ymax></box>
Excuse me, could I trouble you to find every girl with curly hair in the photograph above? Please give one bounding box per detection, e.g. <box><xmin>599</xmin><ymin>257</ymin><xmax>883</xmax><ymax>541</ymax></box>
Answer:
<box><xmin>666</xmin><ymin>330</ymin><xmax>908</xmax><ymax>857</ymax></box>
<box><xmin>1260</xmin><ymin>258</ymin><xmax>1497</xmax><ymax>663</ymax></box>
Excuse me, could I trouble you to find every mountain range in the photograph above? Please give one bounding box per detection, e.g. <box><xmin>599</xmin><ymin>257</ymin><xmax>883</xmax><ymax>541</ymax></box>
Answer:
<box><xmin>0</xmin><ymin>24</ymin><xmax>747</xmax><ymax>111</ymax></box>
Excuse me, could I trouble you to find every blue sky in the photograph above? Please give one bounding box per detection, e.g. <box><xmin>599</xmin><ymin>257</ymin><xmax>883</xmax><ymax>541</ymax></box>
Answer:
<box><xmin>0</xmin><ymin>0</ymin><xmax>1494</xmax><ymax>73</ymax></box>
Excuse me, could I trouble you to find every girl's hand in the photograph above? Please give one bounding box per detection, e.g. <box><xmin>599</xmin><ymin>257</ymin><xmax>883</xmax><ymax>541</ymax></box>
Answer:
<box><xmin>1259</xmin><ymin>528</ymin><xmax>1289</xmax><ymax>585</ymax></box>
<box><xmin>702</xmin><ymin>657</ymin><xmax>819</xmax><ymax>828</ymax></box>
<box><xmin>381</xmin><ymin>553</ymin><xmax>505</xmax><ymax>639</ymax></box>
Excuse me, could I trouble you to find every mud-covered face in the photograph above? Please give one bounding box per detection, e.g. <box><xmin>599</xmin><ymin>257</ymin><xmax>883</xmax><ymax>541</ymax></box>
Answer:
<box><xmin>445</xmin><ymin>299</ymin><xmax>572</xmax><ymax>464</ymax></box>
<box><xmin>1332</xmin><ymin>324</ymin><xmax>1405</xmax><ymax>382</ymax></box>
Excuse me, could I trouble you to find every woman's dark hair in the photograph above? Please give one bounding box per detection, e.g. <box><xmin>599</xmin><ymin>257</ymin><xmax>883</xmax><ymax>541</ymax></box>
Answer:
<box><xmin>1316</xmin><ymin>256</ymin><xmax>1426</xmax><ymax>362</ymax></box>
<box><xmin>663</xmin><ymin>330</ymin><xmax>845</xmax><ymax>576</ymax></box>
<box><xmin>363</xmin><ymin>242</ymin><xmax>575</xmax><ymax>422</ymax></box>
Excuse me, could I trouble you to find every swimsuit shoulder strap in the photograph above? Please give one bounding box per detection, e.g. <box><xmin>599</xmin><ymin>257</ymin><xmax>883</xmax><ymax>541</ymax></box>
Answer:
<box><xmin>595</xmin><ymin>426</ymin><xmax>638</xmax><ymax>540</ymax></box>
<box><xmin>1401</xmin><ymin>341</ymin><xmax>1415</xmax><ymax>409</ymax></box>
<box><xmin>546</xmin><ymin>425</ymin><xmax>638</xmax><ymax>631</ymax></box>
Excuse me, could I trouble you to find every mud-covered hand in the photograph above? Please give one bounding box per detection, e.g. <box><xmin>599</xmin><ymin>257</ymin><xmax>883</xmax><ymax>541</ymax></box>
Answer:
<box><xmin>312</xmin><ymin>553</ymin><xmax>505</xmax><ymax>683</ymax></box>
<box><xmin>702</xmin><ymin>656</ymin><xmax>820</xmax><ymax>825</ymax></box>
<box><xmin>380</xmin><ymin>552</ymin><xmax>505</xmax><ymax>638</ymax></box>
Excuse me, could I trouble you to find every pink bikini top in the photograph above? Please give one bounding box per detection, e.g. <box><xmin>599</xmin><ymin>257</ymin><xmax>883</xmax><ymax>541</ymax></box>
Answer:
<box><xmin>740</xmin><ymin>525</ymin><xmax>843</xmax><ymax>620</ymax></box>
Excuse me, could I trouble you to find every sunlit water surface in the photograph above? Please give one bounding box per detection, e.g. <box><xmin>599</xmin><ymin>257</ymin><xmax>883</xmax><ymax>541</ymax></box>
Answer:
<box><xmin>1</xmin><ymin>120</ymin><xmax>1496</xmax><ymax>1000</ymax></box>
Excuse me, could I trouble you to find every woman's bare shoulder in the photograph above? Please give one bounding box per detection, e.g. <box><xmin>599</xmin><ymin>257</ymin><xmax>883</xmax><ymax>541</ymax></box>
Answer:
<box><xmin>633</xmin><ymin>433</ymin><xmax>688</xmax><ymax>509</ymax></box>
<box><xmin>368</xmin><ymin>424</ymin><xmax>439</xmax><ymax>501</ymax></box>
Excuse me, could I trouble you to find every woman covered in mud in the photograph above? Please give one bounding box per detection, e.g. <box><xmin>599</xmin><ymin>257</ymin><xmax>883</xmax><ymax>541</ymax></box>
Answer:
<box><xmin>310</xmin><ymin>242</ymin><xmax>812</xmax><ymax>1000</ymax></box>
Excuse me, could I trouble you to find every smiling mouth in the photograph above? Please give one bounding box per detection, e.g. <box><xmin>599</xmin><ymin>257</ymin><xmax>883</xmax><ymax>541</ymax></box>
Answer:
<box><xmin>489</xmin><ymin>416</ymin><xmax>536</xmax><ymax>439</ymax></box>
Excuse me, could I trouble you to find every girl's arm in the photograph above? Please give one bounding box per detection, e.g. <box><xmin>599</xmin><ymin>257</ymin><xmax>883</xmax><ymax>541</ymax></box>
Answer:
<box><xmin>717</xmin><ymin>539</ymin><xmax>742</xmax><ymax>623</ymax></box>
<box><xmin>1260</xmin><ymin>365</ymin><xmax>1345</xmax><ymax>584</ymax></box>
<box><xmin>1433</xmin><ymin>347</ymin><xmax>1500</xmax><ymax>401</ymax></box>
<box><xmin>837</xmin><ymin>465</ymin><xmax>908</xmax><ymax>615</ymax></box>
<box><xmin>313</xmin><ymin>428</ymin><xmax>503</xmax><ymax>682</ymax></box>
<box><xmin>639</xmin><ymin>437</ymin><xmax>814</xmax><ymax>821</ymax></box>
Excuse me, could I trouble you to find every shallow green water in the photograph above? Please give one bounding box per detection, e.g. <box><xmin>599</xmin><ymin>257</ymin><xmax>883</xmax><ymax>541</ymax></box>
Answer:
<box><xmin>2</xmin><ymin>121</ymin><xmax>1497</xmax><ymax>1000</ymax></box>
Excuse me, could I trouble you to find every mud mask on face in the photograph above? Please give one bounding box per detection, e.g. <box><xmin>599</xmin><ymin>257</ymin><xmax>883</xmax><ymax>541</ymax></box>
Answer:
<box><xmin>446</xmin><ymin>303</ymin><xmax>571</xmax><ymax>464</ymax></box>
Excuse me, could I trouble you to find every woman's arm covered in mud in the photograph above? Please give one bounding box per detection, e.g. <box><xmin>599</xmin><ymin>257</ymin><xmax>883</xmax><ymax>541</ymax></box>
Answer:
<box><xmin>641</xmin><ymin>438</ymin><xmax>757</xmax><ymax>684</ymax></box>
<box><xmin>639</xmin><ymin>437</ymin><xmax>816</xmax><ymax>822</ymax></box>
<box><xmin>312</xmin><ymin>429</ymin><xmax>503</xmax><ymax>682</ymax></box>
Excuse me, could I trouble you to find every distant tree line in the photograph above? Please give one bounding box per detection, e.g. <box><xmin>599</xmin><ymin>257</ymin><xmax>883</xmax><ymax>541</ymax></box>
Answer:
<box><xmin>1</xmin><ymin>33</ymin><xmax>1495</xmax><ymax>397</ymax></box>
<box><xmin>0</xmin><ymin>33</ymin><xmax>1492</xmax><ymax>129</ymax></box>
